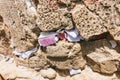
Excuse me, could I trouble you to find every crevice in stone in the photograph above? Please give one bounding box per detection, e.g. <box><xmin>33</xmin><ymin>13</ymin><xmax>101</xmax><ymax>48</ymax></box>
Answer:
<box><xmin>32</xmin><ymin>0</ymin><xmax>39</xmax><ymax>7</ymax></box>
<box><xmin>0</xmin><ymin>15</ymin><xmax>3</xmax><ymax>23</ymax></box>
<box><xmin>85</xmin><ymin>5</ymin><xmax>105</xmax><ymax>22</ymax></box>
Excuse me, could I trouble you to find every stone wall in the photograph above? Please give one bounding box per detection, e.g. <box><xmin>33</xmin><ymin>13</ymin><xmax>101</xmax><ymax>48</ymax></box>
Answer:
<box><xmin>0</xmin><ymin>0</ymin><xmax>120</xmax><ymax>80</ymax></box>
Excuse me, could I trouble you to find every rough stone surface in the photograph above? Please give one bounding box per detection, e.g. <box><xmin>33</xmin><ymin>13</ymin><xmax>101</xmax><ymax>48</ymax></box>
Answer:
<box><xmin>46</xmin><ymin>41</ymin><xmax>74</xmax><ymax>58</ymax></box>
<box><xmin>84</xmin><ymin>39</ymin><xmax>120</xmax><ymax>74</ymax></box>
<box><xmin>0</xmin><ymin>61</ymin><xmax>48</xmax><ymax>80</ymax></box>
<box><xmin>72</xmin><ymin>4</ymin><xmax>107</xmax><ymax>40</ymax></box>
<box><xmin>28</xmin><ymin>56</ymin><xmax>48</xmax><ymax>69</ymax></box>
<box><xmin>0</xmin><ymin>74</ymin><xmax>4</xmax><ymax>80</ymax></box>
<box><xmin>36</xmin><ymin>10</ymin><xmax>73</xmax><ymax>31</ymax></box>
<box><xmin>40</xmin><ymin>68</ymin><xmax>57</xmax><ymax>79</ymax></box>
<box><xmin>46</xmin><ymin>41</ymin><xmax>86</xmax><ymax>70</ymax></box>
<box><xmin>83</xmin><ymin>0</ymin><xmax>120</xmax><ymax>41</ymax></box>
<box><xmin>0</xmin><ymin>0</ymin><xmax>120</xmax><ymax>79</ymax></box>
<box><xmin>15</xmin><ymin>54</ymin><xmax>48</xmax><ymax>69</ymax></box>
<box><xmin>0</xmin><ymin>0</ymin><xmax>39</xmax><ymax>52</ymax></box>
<box><xmin>36</xmin><ymin>0</ymin><xmax>74</xmax><ymax>31</ymax></box>
<box><xmin>70</xmin><ymin>66</ymin><xmax>120</xmax><ymax>80</ymax></box>
<box><xmin>0</xmin><ymin>61</ymin><xmax>120</xmax><ymax>80</ymax></box>
<box><xmin>0</xmin><ymin>22</ymin><xmax>12</xmax><ymax>56</ymax></box>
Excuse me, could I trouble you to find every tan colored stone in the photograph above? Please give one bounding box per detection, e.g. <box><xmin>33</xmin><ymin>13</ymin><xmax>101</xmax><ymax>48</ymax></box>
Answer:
<box><xmin>46</xmin><ymin>41</ymin><xmax>74</xmax><ymax>58</ymax></box>
<box><xmin>71</xmin><ymin>66</ymin><xmax>120</xmax><ymax>80</ymax></box>
<box><xmin>0</xmin><ymin>61</ymin><xmax>47</xmax><ymax>80</ymax></box>
<box><xmin>0</xmin><ymin>22</ymin><xmax>12</xmax><ymax>56</ymax></box>
<box><xmin>36</xmin><ymin>0</ymin><xmax>74</xmax><ymax>31</ymax></box>
<box><xmin>0</xmin><ymin>54</ymin><xmax>4</xmax><ymax>61</ymax></box>
<box><xmin>85</xmin><ymin>39</ymin><xmax>120</xmax><ymax>74</ymax></box>
<box><xmin>84</xmin><ymin>0</ymin><xmax>120</xmax><ymax>41</ymax></box>
<box><xmin>55</xmin><ymin>75</ymin><xmax>70</xmax><ymax>80</ymax></box>
<box><xmin>28</xmin><ymin>56</ymin><xmax>48</xmax><ymax>69</ymax></box>
<box><xmin>36</xmin><ymin>10</ymin><xmax>73</xmax><ymax>31</ymax></box>
<box><xmin>46</xmin><ymin>41</ymin><xmax>85</xmax><ymax>70</ymax></box>
<box><xmin>0</xmin><ymin>0</ymin><xmax>39</xmax><ymax>52</ymax></box>
<box><xmin>0</xmin><ymin>74</ymin><xmax>4</xmax><ymax>80</ymax></box>
<box><xmin>40</xmin><ymin>68</ymin><xmax>57</xmax><ymax>79</ymax></box>
<box><xmin>72</xmin><ymin>4</ymin><xmax>107</xmax><ymax>40</ymax></box>
<box><xmin>15</xmin><ymin>55</ymin><xmax>48</xmax><ymax>69</ymax></box>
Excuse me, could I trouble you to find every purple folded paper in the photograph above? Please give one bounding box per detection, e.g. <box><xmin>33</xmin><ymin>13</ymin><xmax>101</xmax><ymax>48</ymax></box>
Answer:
<box><xmin>38</xmin><ymin>35</ymin><xmax>56</xmax><ymax>47</ymax></box>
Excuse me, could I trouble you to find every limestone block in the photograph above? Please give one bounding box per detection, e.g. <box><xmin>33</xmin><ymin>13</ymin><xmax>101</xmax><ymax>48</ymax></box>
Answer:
<box><xmin>72</xmin><ymin>4</ymin><xmax>107</xmax><ymax>40</ymax></box>
<box><xmin>85</xmin><ymin>39</ymin><xmax>120</xmax><ymax>74</ymax></box>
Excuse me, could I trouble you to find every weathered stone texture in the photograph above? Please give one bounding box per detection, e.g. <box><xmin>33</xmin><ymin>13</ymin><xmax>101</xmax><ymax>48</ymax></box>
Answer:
<box><xmin>36</xmin><ymin>10</ymin><xmax>73</xmax><ymax>31</ymax></box>
<box><xmin>46</xmin><ymin>41</ymin><xmax>86</xmax><ymax>70</ymax></box>
<box><xmin>72</xmin><ymin>4</ymin><xmax>107</xmax><ymax>40</ymax></box>
<box><xmin>36</xmin><ymin>0</ymin><xmax>74</xmax><ymax>31</ymax></box>
<box><xmin>0</xmin><ymin>0</ymin><xmax>120</xmax><ymax>78</ymax></box>
<box><xmin>0</xmin><ymin>21</ymin><xmax>12</xmax><ymax>55</ymax></box>
<box><xmin>84</xmin><ymin>0</ymin><xmax>120</xmax><ymax>41</ymax></box>
<box><xmin>0</xmin><ymin>0</ymin><xmax>39</xmax><ymax>52</ymax></box>
<box><xmin>82</xmin><ymin>39</ymin><xmax>120</xmax><ymax>74</ymax></box>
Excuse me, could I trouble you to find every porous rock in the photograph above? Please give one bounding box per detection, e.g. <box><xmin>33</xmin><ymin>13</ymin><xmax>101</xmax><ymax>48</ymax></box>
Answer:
<box><xmin>72</xmin><ymin>4</ymin><xmax>107</xmax><ymax>40</ymax></box>
<box><xmin>46</xmin><ymin>41</ymin><xmax>86</xmax><ymax>70</ymax></box>
<box><xmin>36</xmin><ymin>10</ymin><xmax>73</xmax><ymax>31</ymax></box>
<box><xmin>0</xmin><ymin>0</ymin><xmax>39</xmax><ymax>52</ymax></box>
<box><xmin>36</xmin><ymin>0</ymin><xmax>74</xmax><ymax>31</ymax></box>
<box><xmin>15</xmin><ymin>54</ymin><xmax>48</xmax><ymax>69</ymax></box>
<box><xmin>84</xmin><ymin>0</ymin><xmax>120</xmax><ymax>42</ymax></box>
<box><xmin>40</xmin><ymin>68</ymin><xmax>57</xmax><ymax>79</ymax></box>
<box><xmin>0</xmin><ymin>22</ymin><xmax>12</xmax><ymax>56</ymax></box>
<box><xmin>83</xmin><ymin>39</ymin><xmax>120</xmax><ymax>74</ymax></box>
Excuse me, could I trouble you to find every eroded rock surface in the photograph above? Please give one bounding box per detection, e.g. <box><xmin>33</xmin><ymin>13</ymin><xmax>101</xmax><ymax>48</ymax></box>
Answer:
<box><xmin>83</xmin><ymin>0</ymin><xmax>120</xmax><ymax>41</ymax></box>
<box><xmin>40</xmin><ymin>68</ymin><xmax>57</xmax><ymax>79</ymax></box>
<box><xmin>72</xmin><ymin>4</ymin><xmax>107</xmax><ymax>40</ymax></box>
<box><xmin>82</xmin><ymin>39</ymin><xmax>120</xmax><ymax>74</ymax></box>
<box><xmin>0</xmin><ymin>21</ymin><xmax>12</xmax><ymax>56</ymax></box>
<box><xmin>0</xmin><ymin>0</ymin><xmax>120</xmax><ymax>79</ymax></box>
<box><xmin>0</xmin><ymin>0</ymin><xmax>39</xmax><ymax>52</ymax></box>
<box><xmin>36</xmin><ymin>0</ymin><xmax>74</xmax><ymax>31</ymax></box>
<box><xmin>46</xmin><ymin>41</ymin><xmax>86</xmax><ymax>70</ymax></box>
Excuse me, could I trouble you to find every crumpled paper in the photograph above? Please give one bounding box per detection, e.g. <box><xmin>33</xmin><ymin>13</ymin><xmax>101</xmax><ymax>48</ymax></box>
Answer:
<box><xmin>25</xmin><ymin>0</ymin><xmax>37</xmax><ymax>15</ymax></box>
<box><xmin>65</xmin><ymin>28</ymin><xmax>83</xmax><ymax>42</ymax></box>
<box><xmin>109</xmin><ymin>40</ymin><xmax>117</xmax><ymax>48</ymax></box>
<box><xmin>13</xmin><ymin>47</ymin><xmax>38</xmax><ymax>59</ymax></box>
<box><xmin>70</xmin><ymin>69</ymin><xmax>81</xmax><ymax>75</ymax></box>
<box><xmin>38</xmin><ymin>28</ymin><xmax>83</xmax><ymax>47</ymax></box>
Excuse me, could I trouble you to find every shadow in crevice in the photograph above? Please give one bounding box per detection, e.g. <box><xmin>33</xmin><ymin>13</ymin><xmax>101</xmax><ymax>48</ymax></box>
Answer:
<box><xmin>115</xmin><ymin>71</ymin><xmax>120</xmax><ymax>79</ymax></box>
<box><xmin>47</xmin><ymin>56</ymin><xmax>68</xmax><ymax>61</ymax></box>
<box><xmin>0</xmin><ymin>15</ymin><xmax>3</xmax><ymax>22</ymax></box>
<box><xmin>79</xmin><ymin>31</ymin><xmax>120</xmax><ymax>76</ymax></box>
<box><xmin>80</xmin><ymin>32</ymin><xmax>120</xmax><ymax>61</ymax></box>
<box><xmin>54</xmin><ymin>68</ymin><xmax>70</xmax><ymax>77</ymax></box>
<box><xmin>88</xmin><ymin>32</ymin><xmax>109</xmax><ymax>41</ymax></box>
<box><xmin>32</xmin><ymin>0</ymin><xmax>39</xmax><ymax>8</ymax></box>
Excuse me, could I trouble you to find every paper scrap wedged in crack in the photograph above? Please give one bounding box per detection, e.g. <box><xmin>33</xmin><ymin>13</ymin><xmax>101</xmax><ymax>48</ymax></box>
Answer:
<box><xmin>70</xmin><ymin>69</ymin><xmax>81</xmax><ymax>75</ymax></box>
<box><xmin>57</xmin><ymin>31</ymin><xmax>66</xmax><ymax>40</ymax></box>
<box><xmin>38</xmin><ymin>28</ymin><xmax>83</xmax><ymax>47</ymax></box>
<box><xmin>109</xmin><ymin>40</ymin><xmax>117</xmax><ymax>48</ymax></box>
<box><xmin>13</xmin><ymin>47</ymin><xmax>38</xmax><ymax>59</ymax></box>
<box><xmin>25</xmin><ymin>0</ymin><xmax>37</xmax><ymax>15</ymax></box>
<box><xmin>65</xmin><ymin>28</ymin><xmax>83</xmax><ymax>42</ymax></box>
<box><xmin>65</xmin><ymin>28</ymin><xmax>79</xmax><ymax>38</ymax></box>
<box><xmin>66</xmin><ymin>34</ymin><xmax>83</xmax><ymax>42</ymax></box>
<box><xmin>38</xmin><ymin>35</ymin><xmax>57</xmax><ymax>47</ymax></box>
<box><xmin>38</xmin><ymin>32</ymin><xmax>58</xmax><ymax>47</ymax></box>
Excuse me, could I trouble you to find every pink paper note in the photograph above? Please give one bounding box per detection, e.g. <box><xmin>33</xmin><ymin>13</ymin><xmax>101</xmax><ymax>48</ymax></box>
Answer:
<box><xmin>38</xmin><ymin>35</ymin><xmax>56</xmax><ymax>47</ymax></box>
